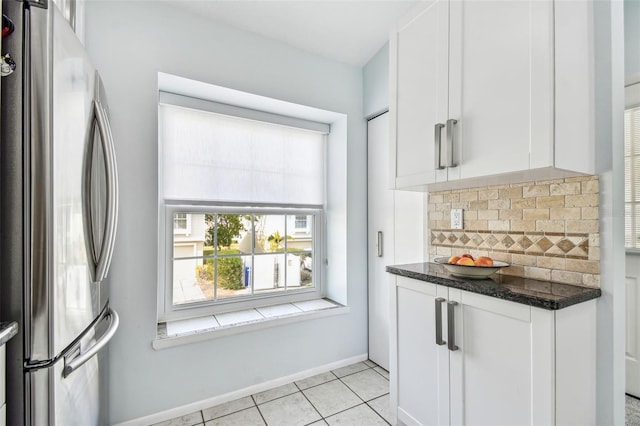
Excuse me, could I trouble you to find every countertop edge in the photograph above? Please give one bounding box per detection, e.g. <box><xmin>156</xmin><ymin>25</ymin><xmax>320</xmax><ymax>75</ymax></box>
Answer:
<box><xmin>0</xmin><ymin>321</ymin><xmax>18</xmax><ymax>346</ymax></box>
<box><xmin>386</xmin><ymin>264</ymin><xmax>602</xmax><ymax>311</ymax></box>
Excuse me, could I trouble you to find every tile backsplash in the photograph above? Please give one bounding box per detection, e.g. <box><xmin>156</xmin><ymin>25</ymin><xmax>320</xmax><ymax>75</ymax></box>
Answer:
<box><xmin>428</xmin><ymin>176</ymin><xmax>600</xmax><ymax>288</ymax></box>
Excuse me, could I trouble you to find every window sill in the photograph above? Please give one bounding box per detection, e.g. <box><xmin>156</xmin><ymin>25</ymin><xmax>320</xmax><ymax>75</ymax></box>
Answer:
<box><xmin>152</xmin><ymin>298</ymin><xmax>348</xmax><ymax>350</ymax></box>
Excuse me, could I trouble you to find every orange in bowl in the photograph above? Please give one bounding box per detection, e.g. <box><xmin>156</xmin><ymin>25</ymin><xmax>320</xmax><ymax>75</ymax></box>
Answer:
<box><xmin>474</xmin><ymin>256</ymin><xmax>494</xmax><ymax>266</ymax></box>
<box><xmin>456</xmin><ymin>257</ymin><xmax>475</xmax><ymax>266</ymax></box>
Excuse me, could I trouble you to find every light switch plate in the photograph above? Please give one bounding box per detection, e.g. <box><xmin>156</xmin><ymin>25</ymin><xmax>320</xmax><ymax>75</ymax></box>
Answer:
<box><xmin>451</xmin><ymin>209</ymin><xmax>463</xmax><ymax>229</ymax></box>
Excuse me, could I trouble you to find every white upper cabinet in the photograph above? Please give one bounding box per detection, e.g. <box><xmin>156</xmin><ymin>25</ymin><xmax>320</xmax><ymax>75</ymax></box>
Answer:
<box><xmin>390</xmin><ymin>0</ymin><xmax>595</xmax><ymax>190</ymax></box>
<box><xmin>390</xmin><ymin>0</ymin><xmax>449</xmax><ymax>189</ymax></box>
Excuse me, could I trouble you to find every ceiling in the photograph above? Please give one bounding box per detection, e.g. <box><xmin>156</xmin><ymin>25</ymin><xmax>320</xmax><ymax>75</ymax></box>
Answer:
<box><xmin>160</xmin><ymin>0</ymin><xmax>419</xmax><ymax>67</ymax></box>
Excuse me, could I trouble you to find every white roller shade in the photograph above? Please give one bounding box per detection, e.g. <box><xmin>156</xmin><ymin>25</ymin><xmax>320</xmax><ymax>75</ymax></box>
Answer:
<box><xmin>160</xmin><ymin>103</ymin><xmax>325</xmax><ymax>205</ymax></box>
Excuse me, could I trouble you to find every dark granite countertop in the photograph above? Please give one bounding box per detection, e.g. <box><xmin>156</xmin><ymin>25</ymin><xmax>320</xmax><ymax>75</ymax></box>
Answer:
<box><xmin>0</xmin><ymin>321</ymin><xmax>17</xmax><ymax>346</ymax></box>
<box><xmin>386</xmin><ymin>262</ymin><xmax>601</xmax><ymax>310</ymax></box>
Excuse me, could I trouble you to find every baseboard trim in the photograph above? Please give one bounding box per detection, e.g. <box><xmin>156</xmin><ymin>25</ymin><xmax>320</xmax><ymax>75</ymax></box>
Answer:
<box><xmin>113</xmin><ymin>353</ymin><xmax>369</xmax><ymax>426</ymax></box>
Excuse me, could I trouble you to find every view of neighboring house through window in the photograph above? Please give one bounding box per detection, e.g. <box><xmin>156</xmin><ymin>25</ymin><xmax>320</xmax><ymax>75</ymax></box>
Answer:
<box><xmin>159</xmin><ymin>90</ymin><xmax>328</xmax><ymax>319</ymax></box>
<box><xmin>294</xmin><ymin>215</ymin><xmax>308</xmax><ymax>231</ymax></box>
<box><xmin>171</xmin><ymin>212</ymin><xmax>316</xmax><ymax>304</ymax></box>
<box><xmin>626</xmin><ymin>106</ymin><xmax>640</xmax><ymax>248</ymax></box>
<box><xmin>173</xmin><ymin>212</ymin><xmax>189</xmax><ymax>233</ymax></box>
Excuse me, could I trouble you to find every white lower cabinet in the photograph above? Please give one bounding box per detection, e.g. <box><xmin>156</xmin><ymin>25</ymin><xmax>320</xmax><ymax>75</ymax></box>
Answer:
<box><xmin>391</xmin><ymin>276</ymin><xmax>596</xmax><ymax>426</ymax></box>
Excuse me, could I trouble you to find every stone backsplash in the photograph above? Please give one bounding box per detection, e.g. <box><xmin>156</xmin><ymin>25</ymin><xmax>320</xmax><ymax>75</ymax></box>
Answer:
<box><xmin>428</xmin><ymin>176</ymin><xmax>600</xmax><ymax>288</ymax></box>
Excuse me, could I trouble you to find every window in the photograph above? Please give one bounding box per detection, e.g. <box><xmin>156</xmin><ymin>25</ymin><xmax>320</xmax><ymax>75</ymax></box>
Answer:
<box><xmin>626</xmin><ymin>106</ymin><xmax>640</xmax><ymax>248</ymax></box>
<box><xmin>294</xmin><ymin>215</ymin><xmax>308</xmax><ymax>231</ymax></box>
<box><xmin>159</xmin><ymin>91</ymin><xmax>328</xmax><ymax>320</ymax></box>
<box><xmin>170</xmin><ymin>210</ymin><xmax>318</xmax><ymax>307</ymax></box>
<box><xmin>173</xmin><ymin>212</ymin><xmax>190</xmax><ymax>234</ymax></box>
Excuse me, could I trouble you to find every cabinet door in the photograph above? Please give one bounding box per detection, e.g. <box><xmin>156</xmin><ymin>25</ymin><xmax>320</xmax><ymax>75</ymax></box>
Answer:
<box><xmin>448</xmin><ymin>0</ymin><xmax>554</xmax><ymax>180</ymax></box>
<box><xmin>390</xmin><ymin>0</ymin><xmax>449</xmax><ymax>189</ymax></box>
<box><xmin>448</xmin><ymin>289</ymin><xmax>544</xmax><ymax>426</ymax></box>
<box><xmin>396</xmin><ymin>277</ymin><xmax>449</xmax><ymax>426</ymax></box>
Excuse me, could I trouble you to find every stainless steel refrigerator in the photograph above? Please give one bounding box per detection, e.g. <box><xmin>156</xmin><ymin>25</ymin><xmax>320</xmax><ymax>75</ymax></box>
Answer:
<box><xmin>0</xmin><ymin>0</ymin><xmax>120</xmax><ymax>424</ymax></box>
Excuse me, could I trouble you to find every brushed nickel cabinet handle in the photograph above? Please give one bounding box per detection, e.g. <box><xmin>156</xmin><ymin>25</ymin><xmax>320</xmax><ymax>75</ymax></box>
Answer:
<box><xmin>434</xmin><ymin>123</ymin><xmax>445</xmax><ymax>170</ymax></box>
<box><xmin>447</xmin><ymin>300</ymin><xmax>459</xmax><ymax>351</ymax></box>
<box><xmin>445</xmin><ymin>118</ymin><xmax>458</xmax><ymax>168</ymax></box>
<box><xmin>435</xmin><ymin>297</ymin><xmax>446</xmax><ymax>346</ymax></box>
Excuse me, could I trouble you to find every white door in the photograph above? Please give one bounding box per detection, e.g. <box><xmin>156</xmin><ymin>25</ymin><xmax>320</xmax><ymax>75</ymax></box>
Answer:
<box><xmin>368</xmin><ymin>113</ymin><xmax>425</xmax><ymax>370</ymax></box>
<box><xmin>368</xmin><ymin>113</ymin><xmax>394</xmax><ymax>369</ymax></box>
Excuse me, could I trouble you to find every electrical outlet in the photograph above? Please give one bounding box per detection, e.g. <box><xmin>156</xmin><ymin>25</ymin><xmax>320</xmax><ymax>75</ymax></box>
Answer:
<box><xmin>451</xmin><ymin>209</ymin><xmax>463</xmax><ymax>229</ymax></box>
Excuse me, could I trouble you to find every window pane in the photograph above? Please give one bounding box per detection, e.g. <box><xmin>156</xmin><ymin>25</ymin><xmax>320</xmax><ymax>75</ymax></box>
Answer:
<box><xmin>254</xmin><ymin>254</ymin><xmax>286</xmax><ymax>294</ymax></box>
<box><xmin>210</xmin><ymin>214</ymin><xmax>247</xmax><ymax>251</ymax></box>
<box><xmin>216</xmin><ymin>255</ymin><xmax>252</xmax><ymax>300</ymax></box>
<box><xmin>173</xmin><ymin>258</ymin><xmax>210</xmax><ymax>305</ymax></box>
<box><xmin>258</xmin><ymin>215</ymin><xmax>286</xmax><ymax>253</ymax></box>
<box><xmin>287</xmin><ymin>253</ymin><xmax>313</xmax><ymax>289</ymax></box>
<box><xmin>170</xmin><ymin>209</ymin><xmax>317</xmax><ymax>308</ymax></box>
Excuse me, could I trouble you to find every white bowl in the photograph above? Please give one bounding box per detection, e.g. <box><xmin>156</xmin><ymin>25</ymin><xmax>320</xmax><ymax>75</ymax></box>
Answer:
<box><xmin>433</xmin><ymin>257</ymin><xmax>509</xmax><ymax>279</ymax></box>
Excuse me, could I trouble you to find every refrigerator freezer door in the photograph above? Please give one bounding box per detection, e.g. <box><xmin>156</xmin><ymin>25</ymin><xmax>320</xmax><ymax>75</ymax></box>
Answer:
<box><xmin>27</xmin><ymin>306</ymin><xmax>115</xmax><ymax>426</ymax></box>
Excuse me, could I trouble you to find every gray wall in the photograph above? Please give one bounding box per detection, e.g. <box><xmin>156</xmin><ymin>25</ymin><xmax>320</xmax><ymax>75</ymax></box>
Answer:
<box><xmin>626</xmin><ymin>0</ymin><xmax>640</xmax><ymax>80</ymax></box>
<box><xmin>84</xmin><ymin>1</ymin><xmax>368</xmax><ymax>423</ymax></box>
<box><xmin>363</xmin><ymin>42</ymin><xmax>389</xmax><ymax>117</ymax></box>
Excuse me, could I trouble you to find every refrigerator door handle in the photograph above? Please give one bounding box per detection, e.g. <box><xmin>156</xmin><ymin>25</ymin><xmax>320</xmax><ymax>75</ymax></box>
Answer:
<box><xmin>93</xmin><ymin>98</ymin><xmax>119</xmax><ymax>283</ymax></box>
<box><xmin>63</xmin><ymin>307</ymin><xmax>119</xmax><ymax>378</ymax></box>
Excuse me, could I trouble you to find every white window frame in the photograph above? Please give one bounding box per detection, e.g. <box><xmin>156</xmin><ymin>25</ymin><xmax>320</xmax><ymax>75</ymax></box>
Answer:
<box><xmin>157</xmin><ymin>89</ymin><xmax>330</xmax><ymax>322</ymax></box>
<box><xmin>162</xmin><ymin>205</ymin><xmax>324</xmax><ymax>320</ymax></box>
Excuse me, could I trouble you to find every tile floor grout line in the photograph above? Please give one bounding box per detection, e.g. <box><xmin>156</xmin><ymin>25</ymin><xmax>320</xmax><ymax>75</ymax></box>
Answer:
<box><xmin>253</xmin><ymin>402</ymin><xmax>269</xmax><ymax>426</ymax></box>
<box><xmin>294</xmin><ymin>376</ymin><xmax>339</xmax><ymax>392</ymax></box>
<box><xmin>371</xmin><ymin>367</ymin><xmax>390</xmax><ymax>380</ymax></box>
<box><xmin>364</xmin><ymin>396</ymin><xmax>393</xmax><ymax>426</ymax></box>
<box><xmin>321</xmin><ymin>401</ymin><xmax>386</xmax><ymax>424</ymax></box>
<box><xmin>336</xmin><ymin>376</ymin><xmax>368</xmax><ymax>405</ymax></box>
<box><xmin>296</xmin><ymin>386</ymin><xmax>326</xmax><ymax>425</ymax></box>
<box><xmin>152</xmin><ymin>362</ymin><xmax>387</xmax><ymax>426</ymax></box>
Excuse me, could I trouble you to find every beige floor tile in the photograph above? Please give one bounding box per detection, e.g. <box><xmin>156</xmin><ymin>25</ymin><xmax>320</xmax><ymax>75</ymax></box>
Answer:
<box><xmin>303</xmin><ymin>380</ymin><xmax>362</xmax><ymax>417</ymax></box>
<box><xmin>151</xmin><ymin>411</ymin><xmax>203</xmax><ymax>426</ymax></box>
<box><xmin>202</xmin><ymin>396</ymin><xmax>255</xmax><ymax>421</ymax></box>
<box><xmin>205</xmin><ymin>407</ymin><xmax>264</xmax><ymax>426</ymax></box>
<box><xmin>325</xmin><ymin>404</ymin><xmax>387</xmax><ymax>425</ymax></box>
<box><xmin>253</xmin><ymin>382</ymin><xmax>298</xmax><ymax>405</ymax></box>
<box><xmin>368</xmin><ymin>394</ymin><xmax>393</xmax><ymax>424</ymax></box>
<box><xmin>258</xmin><ymin>392</ymin><xmax>321</xmax><ymax>426</ymax></box>
<box><xmin>294</xmin><ymin>372</ymin><xmax>336</xmax><ymax>390</ymax></box>
<box><xmin>331</xmin><ymin>362</ymin><xmax>369</xmax><ymax>378</ymax></box>
<box><xmin>340</xmin><ymin>369</ymin><xmax>389</xmax><ymax>402</ymax></box>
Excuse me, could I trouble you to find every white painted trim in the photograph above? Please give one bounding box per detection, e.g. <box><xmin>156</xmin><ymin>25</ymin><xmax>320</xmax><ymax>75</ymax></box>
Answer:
<box><xmin>159</xmin><ymin>91</ymin><xmax>330</xmax><ymax>134</ymax></box>
<box><xmin>112</xmin><ymin>352</ymin><xmax>368</xmax><ymax>426</ymax></box>
<box><xmin>152</xmin><ymin>305</ymin><xmax>349</xmax><ymax>350</ymax></box>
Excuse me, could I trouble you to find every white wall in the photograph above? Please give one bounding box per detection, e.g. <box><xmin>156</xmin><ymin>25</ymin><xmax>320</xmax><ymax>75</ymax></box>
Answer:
<box><xmin>84</xmin><ymin>1</ymin><xmax>368</xmax><ymax>423</ymax></box>
<box><xmin>593</xmin><ymin>1</ymin><xmax>626</xmax><ymax>424</ymax></box>
<box><xmin>363</xmin><ymin>42</ymin><xmax>389</xmax><ymax>118</ymax></box>
<box><xmin>626</xmin><ymin>0</ymin><xmax>640</xmax><ymax>82</ymax></box>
